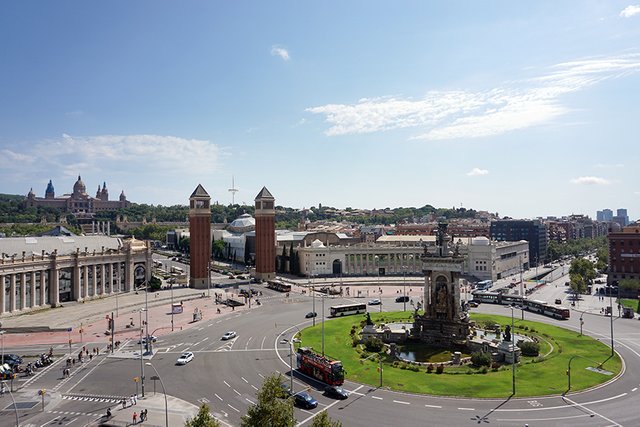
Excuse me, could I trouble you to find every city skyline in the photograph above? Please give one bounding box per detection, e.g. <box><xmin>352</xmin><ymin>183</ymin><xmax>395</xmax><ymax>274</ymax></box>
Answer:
<box><xmin>1</xmin><ymin>2</ymin><xmax>639</xmax><ymax>220</ymax></box>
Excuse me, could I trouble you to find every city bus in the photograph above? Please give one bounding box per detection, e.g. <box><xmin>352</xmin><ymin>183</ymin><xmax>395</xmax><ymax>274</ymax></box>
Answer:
<box><xmin>475</xmin><ymin>280</ymin><xmax>493</xmax><ymax>290</ymax></box>
<box><xmin>267</xmin><ymin>280</ymin><xmax>292</xmax><ymax>293</ymax></box>
<box><xmin>329</xmin><ymin>303</ymin><xmax>367</xmax><ymax>317</ymax></box>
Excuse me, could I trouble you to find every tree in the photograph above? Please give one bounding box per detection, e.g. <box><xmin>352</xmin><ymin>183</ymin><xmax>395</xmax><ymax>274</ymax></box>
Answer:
<box><xmin>240</xmin><ymin>374</ymin><xmax>294</xmax><ymax>427</ymax></box>
<box><xmin>184</xmin><ymin>403</ymin><xmax>220</xmax><ymax>427</ymax></box>
<box><xmin>310</xmin><ymin>410</ymin><xmax>342</xmax><ymax>427</ymax></box>
<box><xmin>569</xmin><ymin>273</ymin><xmax>587</xmax><ymax>301</ymax></box>
<box><xmin>569</xmin><ymin>258</ymin><xmax>596</xmax><ymax>289</ymax></box>
<box><xmin>149</xmin><ymin>275</ymin><xmax>162</xmax><ymax>291</ymax></box>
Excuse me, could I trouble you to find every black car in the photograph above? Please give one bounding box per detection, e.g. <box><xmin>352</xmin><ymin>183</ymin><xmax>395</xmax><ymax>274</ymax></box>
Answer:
<box><xmin>294</xmin><ymin>391</ymin><xmax>318</xmax><ymax>409</ymax></box>
<box><xmin>305</xmin><ymin>312</ymin><xmax>317</xmax><ymax>318</ymax></box>
<box><xmin>395</xmin><ymin>295</ymin><xmax>409</xmax><ymax>303</ymax></box>
<box><xmin>324</xmin><ymin>385</ymin><xmax>349</xmax><ymax>400</ymax></box>
<box><xmin>1</xmin><ymin>354</ymin><xmax>23</xmax><ymax>366</ymax></box>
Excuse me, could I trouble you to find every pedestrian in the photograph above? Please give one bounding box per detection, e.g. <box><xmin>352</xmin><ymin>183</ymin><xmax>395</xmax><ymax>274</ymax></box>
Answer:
<box><xmin>132</xmin><ymin>411</ymin><xmax>138</xmax><ymax>424</ymax></box>
<box><xmin>133</xmin><ymin>394</ymin><xmax>137</xmax><ymax>405</ymax></box>
<box><xmin>89</xmin><ymin>354</ymin><xmax>93</xmax><ymax>361</ymax></box>
<box><xmin>121</xmin><ymin>398</ymin><xmax>126</xmax><ymax>409</ymax></box>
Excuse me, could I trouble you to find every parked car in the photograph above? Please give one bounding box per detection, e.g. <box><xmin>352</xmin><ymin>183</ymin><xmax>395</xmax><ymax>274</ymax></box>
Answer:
<box><xmin>305</xmin><ymin>312</ymin><xmax>317</xmax><ymax>318</ymax></box>
<box><xmin>468</xmin><ymin>301</ymin><xmax>479</xmax><ymax>308</ymax></box>
<box><xmin>368</xmin><ymin>299</ymin><xmax>381</xmax><ymax>305</ymax></box>
<box><xmin>294</xmin><ymin>391</ymin><xmax>318</xmax><ymax>409</ymax></box>
<box><xmin>279</xmin><ymin>382</ymin><xmax>293</xmax><ymax>397</ymax></box>
<box><xmin>324</xmin><ymin>385</ymin><xmax>349</xmax><ymax>400</ymax></box>
<box><xmin>221</xmin><ymin>331</ymin><xmax>237</xmax><ymax>340</ymax></box>
<box><xmin>176</xmin><ymin>351</ymin><xmax>194</xmax><ymax>365</ymax></box>
<box><xmin>138</xmin><ymin>335</ymin><xmax>158</xmax><ymax>344</ymax></box>
<box><xmin>0</xmin><ymin>354</ymin><xmax>22</xmax><ymax>366</ymax></box>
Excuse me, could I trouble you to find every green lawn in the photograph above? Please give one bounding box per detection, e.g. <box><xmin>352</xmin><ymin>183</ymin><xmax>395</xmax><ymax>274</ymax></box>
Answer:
<box><xmin>619</xmin><ymin>298</ymin><xmax>639</xmax><ymax>310</ymax></box>
<box><xmin>297</xmin><ymin>312</ymin><xmax>621</xmax><ymax>398</ymax></box>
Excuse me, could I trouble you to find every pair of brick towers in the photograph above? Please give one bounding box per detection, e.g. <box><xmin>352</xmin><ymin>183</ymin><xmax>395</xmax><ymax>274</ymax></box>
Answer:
<box><xmin>188</xmin><ymin>185</ymin><xmax>276</xmax><ymax>288</ymax></box>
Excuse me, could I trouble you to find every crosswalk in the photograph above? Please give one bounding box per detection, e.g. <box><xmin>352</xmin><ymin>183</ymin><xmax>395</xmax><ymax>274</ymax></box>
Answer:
<box><xmin>62</xmin><ymin>393</ymin><xmax>129</xmax><ymax>404</ymax></box>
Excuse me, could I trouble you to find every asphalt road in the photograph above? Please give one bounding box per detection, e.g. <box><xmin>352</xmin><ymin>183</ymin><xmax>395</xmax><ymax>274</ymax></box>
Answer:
<box><xmin>3</xmin><ymin>281</ymin><xmax>640</xmax><ymax>427</ymax></box>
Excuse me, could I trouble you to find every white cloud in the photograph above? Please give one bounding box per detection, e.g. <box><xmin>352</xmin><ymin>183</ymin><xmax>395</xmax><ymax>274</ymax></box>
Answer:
<box><xmin>1</xmin><ymin>133</ymin><xmax>222</xmax><ymax>185</ymax></box>
<box><xmin>466</xmin><ymin>168</ymin><xmax>489</xmax><ymax>176</ymax></box>
<box><xmin>620</xmin><ymin>5</ymin><xmax>640</xmax><ymax>18</ymax></box>
<box><xmin>307</xmin><ymin>53</ymin><xmax>640</xmax><ymax>140</ymax></box>
<box><xmin>271</xmin><ymin>45</ymin><xmax>290</xmax><ymax>61</ymax></box>
<box><xmin>570</xmin><ymin>176</ymin><xmax>611</xmax><ymax>185</ymax></box>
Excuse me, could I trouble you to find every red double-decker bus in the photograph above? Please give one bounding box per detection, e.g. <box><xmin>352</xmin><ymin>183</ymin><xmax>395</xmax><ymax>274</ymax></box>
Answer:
<box><xmin>296</xmin><ymin>347</ymin><xmax>344</xmax><ymax>386</ymax></box>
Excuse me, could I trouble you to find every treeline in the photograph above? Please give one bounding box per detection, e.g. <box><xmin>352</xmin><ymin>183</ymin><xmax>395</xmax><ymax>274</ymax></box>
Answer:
<box><xmin>1</xmin><ymin>193</ymin><xmax>480</xmax><ymax>230</ymax></box>
<box><xmin>548</xmin><ymin>236</ymin><xmax>608</xmax><ymax>262</ymax></box>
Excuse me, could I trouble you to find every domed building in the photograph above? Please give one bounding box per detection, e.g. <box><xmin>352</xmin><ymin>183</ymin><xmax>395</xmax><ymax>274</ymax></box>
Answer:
<box><xmin>24</xmin><ymin>175</ymin><xmax>131</xmax><ymax>215</ymax></box>
<box><xmin>212</xmin><ymin>213</ymin><xmax>256</xmax><ymax>264</ymax></box>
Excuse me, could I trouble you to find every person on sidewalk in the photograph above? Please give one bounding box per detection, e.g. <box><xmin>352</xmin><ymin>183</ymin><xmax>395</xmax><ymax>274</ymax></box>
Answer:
<box><xmin>132</xmin><ymin>411</ymin><xmax>138</xmax><ymax>424</ymax></box>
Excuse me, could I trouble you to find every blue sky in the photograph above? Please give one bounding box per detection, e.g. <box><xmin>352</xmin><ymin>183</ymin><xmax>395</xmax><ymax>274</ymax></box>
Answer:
<box><xmin>1</xmin><ymin>1</ymin><xmax>639</xmax><ymax>220</ymax></box>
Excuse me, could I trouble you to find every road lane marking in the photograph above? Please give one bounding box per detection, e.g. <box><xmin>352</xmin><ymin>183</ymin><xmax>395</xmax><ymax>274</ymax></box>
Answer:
<box><xmin>633</xmin><ymin>387</ymin><xmax>638</xmax><ymax>392</ymax></box>
<box><xmin>227</xmin><ymin>404</ymin><xmax>240</xmax><ymax>413</ymax></box>
<box><xmin>424</xmin><ymin>404</ymin><xmax>442</xmax><ymax>408</ymax></box>
<box><xmin>233</xmin><ymin>389</ymin><xmax>241</xmax><ymax>396</ymax></box>
<box><xmin>242</xmin><ymin>377</ymin><xmax>249</xmax><ymax>383</ymax></box>
<box><xmin>458</xmin><ymin>407</ymin><xmax>474</xmax><ymax>411</ymax></box>
<box><xmin>245</xmin><ymin>397</ymin><xmax>256</xmax><ymax>405</ymax></box>
<box><xmin>562</xmin><ymin>395</ymin><xmax>622</xmax><ymax>426</ymax></box>
<box><xmin>214</xmin><ymin>393</ymin><xmax>223</xmax><ymax>401</ymax></box>
<box><xmin>261</xmin><ymin>336</ymin><xmax>266</xmax><ymax>349</ymax></box>
<box><xmin>393</xmin><ymin>400</ymin><xmax>410</xmax><ymax>405</ymax></box>
<box><xmin>371</xmin><ymin>396</ymin><xmax>383</xmax><ymax>400</ymax></box>
<box><xmin>258</xmin><ymin>373</ymin><xmax>265</xmax><ymax>379</ymax></box>
<box><xmin>223</xmin><ymin>381</ymin><xmax>231</xmax><ymax>388</ymax></box>
<box><xmin>251</xmin><ymin>385</ymin><xmax>258</xmax><ymax>391</ymax></box>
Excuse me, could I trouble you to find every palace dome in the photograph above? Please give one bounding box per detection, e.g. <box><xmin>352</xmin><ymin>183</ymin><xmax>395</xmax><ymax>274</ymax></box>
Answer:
<box><xmin>73</xmin><ymin>175</ymin><xmax>87</xmax><ymax>195</ymax></box>
<box><xmin>228</xmin><ymin>213</ymin><xmax>255</xmax><ymax>232</ymax></box>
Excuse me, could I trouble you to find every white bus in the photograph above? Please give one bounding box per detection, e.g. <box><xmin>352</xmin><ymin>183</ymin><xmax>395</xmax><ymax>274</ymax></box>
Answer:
<box><xmin>329</xmin><ymin>303</ymin><xmax>367</xmax><ymax>317</ymax></box>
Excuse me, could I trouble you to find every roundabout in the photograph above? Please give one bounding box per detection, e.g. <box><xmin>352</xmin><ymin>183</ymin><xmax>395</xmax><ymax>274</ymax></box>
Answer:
<box><xmin>293</xmin><ymin>311</ymin><xmax>622</xmax><ymax>398</ymax></box>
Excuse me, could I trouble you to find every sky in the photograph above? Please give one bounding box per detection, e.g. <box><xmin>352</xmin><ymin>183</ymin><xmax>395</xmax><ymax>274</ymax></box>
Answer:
<box><xmin>1</xmin><ymin>1</ymin><xmax>639</xmax><ymax>220</ymax></box>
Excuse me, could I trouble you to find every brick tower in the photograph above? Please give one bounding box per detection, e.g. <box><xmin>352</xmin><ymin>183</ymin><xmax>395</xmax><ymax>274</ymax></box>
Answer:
<box><xmin>189</xmin><ymin>184</ymin><xmax>211</xmax><ymax>289</ymax></box>
<box><xmin>254</xmin><ymin>187</ymin><xmax>276</xmax><ymax>282</ymax></box>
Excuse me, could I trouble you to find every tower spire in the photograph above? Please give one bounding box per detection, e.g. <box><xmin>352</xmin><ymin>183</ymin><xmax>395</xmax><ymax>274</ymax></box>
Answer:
<box><xmin>228</xmin><ymin>176</ymin><xmax>239</xmax><ymax>205</ymax></box>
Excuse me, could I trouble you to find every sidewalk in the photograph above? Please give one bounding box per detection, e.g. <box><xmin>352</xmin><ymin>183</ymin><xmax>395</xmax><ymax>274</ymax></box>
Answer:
<box><xmin>0</xmin><ymin>286</ymin><xmax>255</xmax><ymax>349</ymax></box>
<box><xmin>92</xmin><ymin>393</ymin><xmax>199</xmax><ymax>427</ymax></box>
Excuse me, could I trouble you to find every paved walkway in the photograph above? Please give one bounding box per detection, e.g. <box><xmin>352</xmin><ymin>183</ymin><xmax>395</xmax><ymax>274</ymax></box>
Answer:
<box><xmin>0</xmin><ymin>286</ymin><xmax>254</xmax><ymax>348</ymax></box>
<box><xmin>91</xmin><ymin>393</ymin><xmax>199</xmax><ymax>427</ymax></box>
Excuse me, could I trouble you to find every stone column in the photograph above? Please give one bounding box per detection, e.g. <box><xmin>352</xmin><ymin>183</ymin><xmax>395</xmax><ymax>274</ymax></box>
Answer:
<box><xmin>101</xmin><ymin>264</ymin><xmax>106</xmax><ymax>295</ymax></box>
<box><xmin>49</xmin><ymin>269</ymin><xmax>60</xmax><ymax>307</ymax></box>
<box><xmin>0</xmin><ymin>274</ymin><xmax>4</xmax><ymax>315</ymax></box>
<box><xmin>83</xmin><ymin>266</ymin><xmax>89</xmax><ymax>299</ymax></box>
<box><xmin>91</xmin><ymin>265</ymin><xmax>97</xmax><ymax>297</ymax></box>
<box><xmin>116</xmin><ymin>263</ymin><xmax>122</xmax><ymax>293</ymax></box>
<box><xmin>10</xmin><ymin>274</ymin><xmax>16</xmax><ymax>312</ymax></box>
<box><xmin>20</xmin><ymin>273</ymin><xmax>27</xmax><ymax>310</ymax></box>
<box><xmin>40</xmin><ymin>269</ymin><xmax>46</xmax><ymax>306</ymax></box>
<box><xmin>30</xmin><ymin>271</ymin><xmax>36</xmax><ymax>307</ymax></box>
<box><xmin>73</xmin><ymin>264</ymin><xmax>81</xmax><ymax>302</ymax></box>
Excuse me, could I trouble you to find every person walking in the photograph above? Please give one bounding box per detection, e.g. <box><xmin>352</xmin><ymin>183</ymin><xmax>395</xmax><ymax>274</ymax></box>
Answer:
<box><xmin>132</xmin><ymin>411</ymin><xmax>138</xmax><ymax>424</ymax></box>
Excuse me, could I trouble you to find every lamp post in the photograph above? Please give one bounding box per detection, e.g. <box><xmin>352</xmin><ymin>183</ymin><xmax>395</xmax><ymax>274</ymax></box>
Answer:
<box><xmin>402</xmin><ymin>265</ymin><xmax>407</xmax><ymax>312</ymax></box>
<box><xmin>1</xmin><ymin>329</ymin><xmax>5</xmax><ymax>367</ymax></box>
<box><xmin>145</xmin><ymin>363</ymin><xmax>168</xmax><ymax>427</ymax></box>
<box><xmin>362</xmin><ymin>352</ymin><xmax>383</xmax><ymax>387</ymax></box>
<box><xmin>506</xmin><ymin>305</ymin><xmax>516</xmax><ymax>396</ymax></box>
<box><xmin>609</xmin><ymin>283</ymin><xmax>615</xmax><ymax>357</ymax></box>
<box><xmin>1</xmin><ymin>380</ymin><xmax>19</xmax><ymax>427</ymax></box>
<box><xmin>138</xmin><ymin>308</ymin><xmax>146</xmax><ymax>398</ymax></box>
<box><xmin>170</xmin><ymin>283</ymin><xmax>174</xmax><ymax>332</ymax></box>
<box><xmin>288</xmin><ymin>338</ymin><xmax>301</xmax><ymax>396</ymax></box>
<box><xmin>321</xmin><ymin>293</ymin><xmax>325</xmax><ymax>357</ymax></box>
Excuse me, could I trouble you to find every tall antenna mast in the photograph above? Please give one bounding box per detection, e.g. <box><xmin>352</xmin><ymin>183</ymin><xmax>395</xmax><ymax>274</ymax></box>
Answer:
<box><xmin>228</xmin><ymin>176</ymin><xmax>239</xmax><ymax>205</ymax></box>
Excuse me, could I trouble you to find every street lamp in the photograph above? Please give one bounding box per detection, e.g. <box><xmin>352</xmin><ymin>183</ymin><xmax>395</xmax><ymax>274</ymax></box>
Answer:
<box><xmin>138</xmin><ymin>308</ymin><xmax>146</xmax><ymax>398</ymax></box>
<box><xmin>321</xmin><ymin>292</ymin><xmax>325</xmax><ymax>357</ymax></box>
<box><xmin>0</xmin><ymin>328</ymin><xmax>5</xmax><ymax>367</ymax></box>
<box><xmin>145</xmin><ymin>363</ymin><xmax>168</xmax><ymax>427</ymax></box>
<box><xmin>402</xmin><ymin>264</ymin><xmax>407</xmax><ymax>312</ymax></box>
<box><xmin>362</xmin><ymin>352</ymin><xmax>383</xmax><ymax>387</ymax></box>
<box><xmin>1</xmin><ymin>380</ymin><xmax>19</xmax><ymax>427</ymax></box>
<box><xmin>505</xmin><ymin>305</ymin><xmax>517</xmax><ymax>396</ymax></box>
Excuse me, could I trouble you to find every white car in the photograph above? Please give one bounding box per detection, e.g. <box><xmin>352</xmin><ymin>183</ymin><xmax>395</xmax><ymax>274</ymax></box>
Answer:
<box><xmin>368</xmin><ymin>299</ymin><xmax>381</xmax><ymax>305</ymax></box>
<box><xmin>221</xmin><ymin>331</ymin><xmax>237</xmax><ymax>340</ymax></box>
<box><xmin>176</xmin><ymin>351</ymin><xmax>194</xmax><ymax>365</ymax></box>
